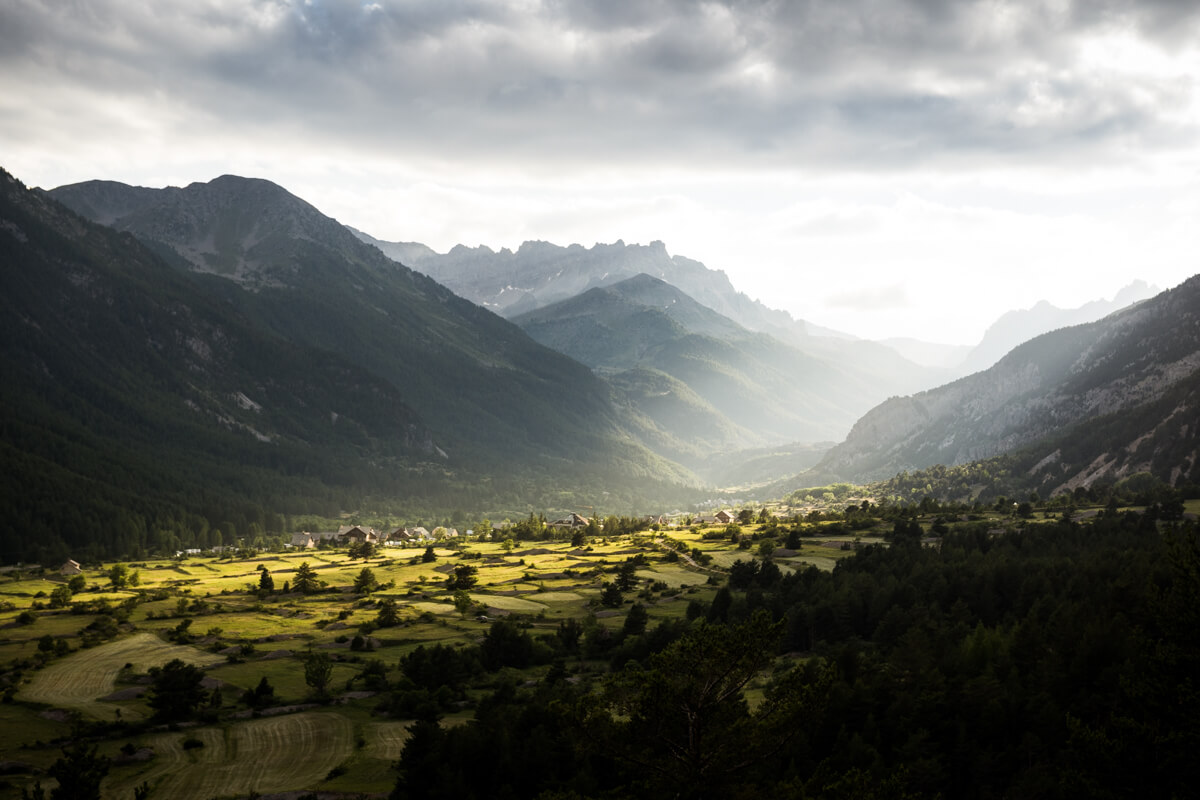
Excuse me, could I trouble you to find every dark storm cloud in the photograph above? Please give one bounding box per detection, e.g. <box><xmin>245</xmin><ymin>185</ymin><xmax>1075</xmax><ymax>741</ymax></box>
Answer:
<box><xmin>3</xmin><ymin>0</ymin><xmax>1198</xmax><ymax>170</ymax></box>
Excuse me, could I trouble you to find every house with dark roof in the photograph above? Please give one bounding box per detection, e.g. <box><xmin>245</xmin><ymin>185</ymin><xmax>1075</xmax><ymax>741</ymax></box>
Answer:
<box><xmin>289</xmin><ymin>532</ymin><xmax>316</xmax><ymax>549</ymax></box>
<box><xmin>339</xmin><ymin>525</ymin><xmax>378</xmax><ymax>544</ymax></box>
<box><xmin>549</xmin><ymin>513</ymin><xmax>590</xmax><ymax>530</ymax></box>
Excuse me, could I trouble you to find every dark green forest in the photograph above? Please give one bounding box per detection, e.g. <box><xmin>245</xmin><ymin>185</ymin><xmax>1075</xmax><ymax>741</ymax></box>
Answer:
<box><xmin>387</xmin><ymin>512</ymin><xmax>1199</xmax><ymax>799</ymax></box>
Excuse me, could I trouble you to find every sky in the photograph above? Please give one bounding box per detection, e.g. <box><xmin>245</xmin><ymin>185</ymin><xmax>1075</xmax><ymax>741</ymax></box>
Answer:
<box><xmin>3</xmin><ymin>0</ymin><xmax>1199</xmax><ymax>345</ymax></box>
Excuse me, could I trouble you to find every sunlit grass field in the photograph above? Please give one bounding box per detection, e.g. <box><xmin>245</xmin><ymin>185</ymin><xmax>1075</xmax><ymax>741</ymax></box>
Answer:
<box><xmin>0</xmin><ymin>525</ymin><xmax>848</xmax><ymax>798</ymax></box>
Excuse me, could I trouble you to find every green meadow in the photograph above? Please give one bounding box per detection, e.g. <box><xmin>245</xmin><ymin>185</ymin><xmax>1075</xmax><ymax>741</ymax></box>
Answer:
<box><xmin>0</xmin><ymin>525</ymin><xmax>826</xmax><ymax>798</ymax></box>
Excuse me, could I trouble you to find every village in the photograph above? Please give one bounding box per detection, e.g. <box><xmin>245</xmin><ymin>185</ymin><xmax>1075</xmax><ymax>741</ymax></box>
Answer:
<box><xmin>283</xmin><ymin>509</ymin><xmax>743</xmax><ymax>551</ymax></box>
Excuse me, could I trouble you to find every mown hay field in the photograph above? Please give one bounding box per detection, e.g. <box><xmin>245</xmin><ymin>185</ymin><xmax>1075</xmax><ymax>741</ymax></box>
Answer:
<box><xmin>17</xmin><ymin>632</ymin><xmax>223</xmax><ymax>719</ymax></box>
<box><xmin>103</xmin><ymin>711</ymin><xmax>356</xmax><ymax>800</ymax></box>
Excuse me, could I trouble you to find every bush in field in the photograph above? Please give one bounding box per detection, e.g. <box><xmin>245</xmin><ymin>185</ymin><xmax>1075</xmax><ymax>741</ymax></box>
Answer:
<box><xmin>48</xmin><ymin>585</ymin><xmax>72</xmax><ymax>608</ymax></box>
<box><xmin>242</xmin><ymin>676</ymin><xmax>277</xmax><ymax>709</ymax></box>
<box><xmin>108</xmin><ymin>563</ymin><xmax>130</xmax><ymax>590</ymax></box>
<box><xmin>446</xmin><ymin>564</ymin><xmax>478</xmax><ymax>591</ymax></box>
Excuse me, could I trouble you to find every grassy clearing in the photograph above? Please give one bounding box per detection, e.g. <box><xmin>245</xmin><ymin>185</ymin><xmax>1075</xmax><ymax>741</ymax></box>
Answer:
<box><xmin>208</xmin><ymin>655</ymin><xmax>360</xmax><ymax>700</ymax></box>
<box><xmin>473</xmin><ymin>594</ymin><xmax>549</xmax><ymax>613</ymax></box>
<box><xmin>636</xmin><ymin>565</ymin><xmax>701</xmax><ymax>588</ymax></box>
<box><xmin>527</xmin><ymin>591</ymin><xmax>584</xmax><ymax>604</ymax></box>
<box><xmin>17</xmin><ymin>632</ymin><xmax>223</xmax><ymax>719</ymax></box>
<box><xmin>0</xmin><ymin>703</ymin><xmax>72</xmax><ymax>762</ymax></box>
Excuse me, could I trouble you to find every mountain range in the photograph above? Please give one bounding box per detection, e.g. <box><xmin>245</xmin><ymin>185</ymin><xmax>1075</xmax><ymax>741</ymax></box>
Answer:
<box><xmin>357</xmin><ymin>231</ymin><xmax>956</xmax><ymax>440</ymax></box>
<box><xmin>2</xmin><ymin>168</ymin><xmax>708</xmax><ymax>561</ymax></box>
<box><xmin>510</xmin><ymin>274</ymin><xmax>860</xmax><ymax>466</ymax></box>
<box><xmin>3</xmin><ymin>163</ymin><xmax>1194</xmax><ymax>562</ymax></box>
<box><xmin>809</xmin><ymin>276</ymin><xmax>1200</xmax><ymax>494</ymax></box>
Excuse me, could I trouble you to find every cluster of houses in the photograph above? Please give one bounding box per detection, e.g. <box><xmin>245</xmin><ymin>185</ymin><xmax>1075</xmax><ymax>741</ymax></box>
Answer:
<box><xmin>287</xmin><ymin>524</ymin><xmax>459</xmax><ymax>549</ymax></box>
<box><xmin>286</xmin><ymin>513</ymin><xmax>656</xmax><ymax>550</ymax></box>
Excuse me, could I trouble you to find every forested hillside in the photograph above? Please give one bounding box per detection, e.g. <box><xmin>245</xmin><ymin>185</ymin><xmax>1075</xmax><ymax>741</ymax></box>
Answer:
<box><xmin>0</xmin><ymin>169</ymin><xmax>440</xmax><ymax>561</ymax></box>
<box><xmin>48</xmin><ymin>174</ymin><xmax>697</xmax><ymax>480</ymax></box>
<box><xmin>0</xmin><ymin>169</ymin><xmax>699</xmax><ymax>564</ymax></box>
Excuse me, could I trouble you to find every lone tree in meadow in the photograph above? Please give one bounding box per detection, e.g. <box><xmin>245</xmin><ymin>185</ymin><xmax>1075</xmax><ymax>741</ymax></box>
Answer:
<box><xmin>293</xmin><ymin>561</ymin><xmax>319</xmax><ymax>594</ymax></box>
<box><xmin>349</xmin><ymin>540</ymin><xmax>375</xmax><ymax>560</ymax></box>
<box><xmin>376</xmin><ymin>598</ymin><xmax>401</xmax><ymax>628</ymax></box>
<box><xmin>304</xmin><ymin>651</ymin><xmax>334</xmax><ymax>698</ymax></box>
<box><xmin>453</xmin><ymin>589</ymin><xmax>474</xmax><ymax>617</ymax></box>
<box><xmin>354</xmin><ymin>567</ymin><xmax>378</xmax><ymax>593</ymax></box>
<box><xmin>615</xmin><ymin>560</ymin><xmax>639</xmax><ymax>591</ymax></box>
<box><xmin>242</xmin><ymin>676</ymin><xmax>277</xmax><ymax>709</ymax></box>
<box><xmin>600</xmin><ymin>582</ymin><xmax>624</xmax><ymax>608</ymax></box>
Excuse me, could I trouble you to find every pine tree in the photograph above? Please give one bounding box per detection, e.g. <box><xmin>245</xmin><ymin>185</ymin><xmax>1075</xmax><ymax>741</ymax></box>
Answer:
<box><xmin>293</xmin><ymin>562</ymin><xmax>319</xmax><ymax>594</ymax></box>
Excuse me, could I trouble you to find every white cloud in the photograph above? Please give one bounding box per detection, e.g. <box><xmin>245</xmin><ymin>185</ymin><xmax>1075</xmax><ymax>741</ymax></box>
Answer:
<box><xmin>2</xmin><ymin>0</ymin><xmax>1199</xmax><ymax>344</ymax></box>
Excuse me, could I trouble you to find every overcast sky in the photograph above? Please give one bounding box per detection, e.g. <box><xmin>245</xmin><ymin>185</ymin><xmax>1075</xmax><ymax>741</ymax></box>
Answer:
<box><xmin>3</xmin><ymin>0</ymin><xmax>1199</xmax><ymax>344</ymax></box>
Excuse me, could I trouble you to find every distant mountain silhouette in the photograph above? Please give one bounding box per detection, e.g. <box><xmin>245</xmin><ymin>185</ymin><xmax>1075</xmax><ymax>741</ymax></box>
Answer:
<box><xmin>955</xmin><ymin>282</ymin><xmax>1158</xmax><ymax>376</ymax></box>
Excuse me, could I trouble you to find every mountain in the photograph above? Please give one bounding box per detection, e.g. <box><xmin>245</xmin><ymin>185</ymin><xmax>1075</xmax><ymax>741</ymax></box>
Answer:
<box><xmin>18</xmin><ymin>172</ymin><xmax>696</xmax><ymax>551</ymax></box>
<box><xmin>511</xmin><ymin>274</ymin><xmax>881</xmax><ymax>468</ymax></box>
<box><xmin>807</xmin><ymin>277</ymin><xmax>1200</xmax><ymax>493</ymax></box>
<box><xmin>0</xmin><ymin>168</ymin><xmax>451</xmax><ymax>561</ymax></box>
<box><xmin>352</xmin><ymin>231</ymin><xmax>858</xmax><ymax>342</ymax></box>
<box><xmin>955</xmin><ymin>281</ymin><xmax>1159</xmax><ymax>376</ymax></box>
<box><xmin>358</xmin><ymin>231</ymin><xmax>951</xmax><ymax>421</ymax></box>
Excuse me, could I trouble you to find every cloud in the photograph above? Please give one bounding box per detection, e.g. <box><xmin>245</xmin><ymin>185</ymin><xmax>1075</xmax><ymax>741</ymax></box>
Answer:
<box><xmin>3</xmin><ymin>0</ymin><xmax>1199</xmax><ymax>344</ymax></box>
<box><xmin>4</xmin><ymin>0</ymin><xmax>1199</xmax><ymax>175</ymax></box>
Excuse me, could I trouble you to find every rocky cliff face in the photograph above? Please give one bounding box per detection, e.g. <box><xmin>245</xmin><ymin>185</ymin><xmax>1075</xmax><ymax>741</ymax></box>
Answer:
<box><xmin>817</xmin><ymin>276</ymin><xmax>1200</xmax><ymax>488</ymax></box>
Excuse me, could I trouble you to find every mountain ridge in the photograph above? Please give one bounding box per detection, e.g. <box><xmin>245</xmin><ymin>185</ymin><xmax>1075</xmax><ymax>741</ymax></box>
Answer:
<box><xmin>512</xmin><ymin>274</ymin><xmax>879</xmax><ymax>464</ymax></box>
<box><xmin>807</xmin><ymin>276</ymin><xmax>1200</xmax><ymax>492</ymax></box>
<box><xmin>41</xmin><ymin>172</ymin><xmax>699</xmax><ymax>516</ymax></box>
